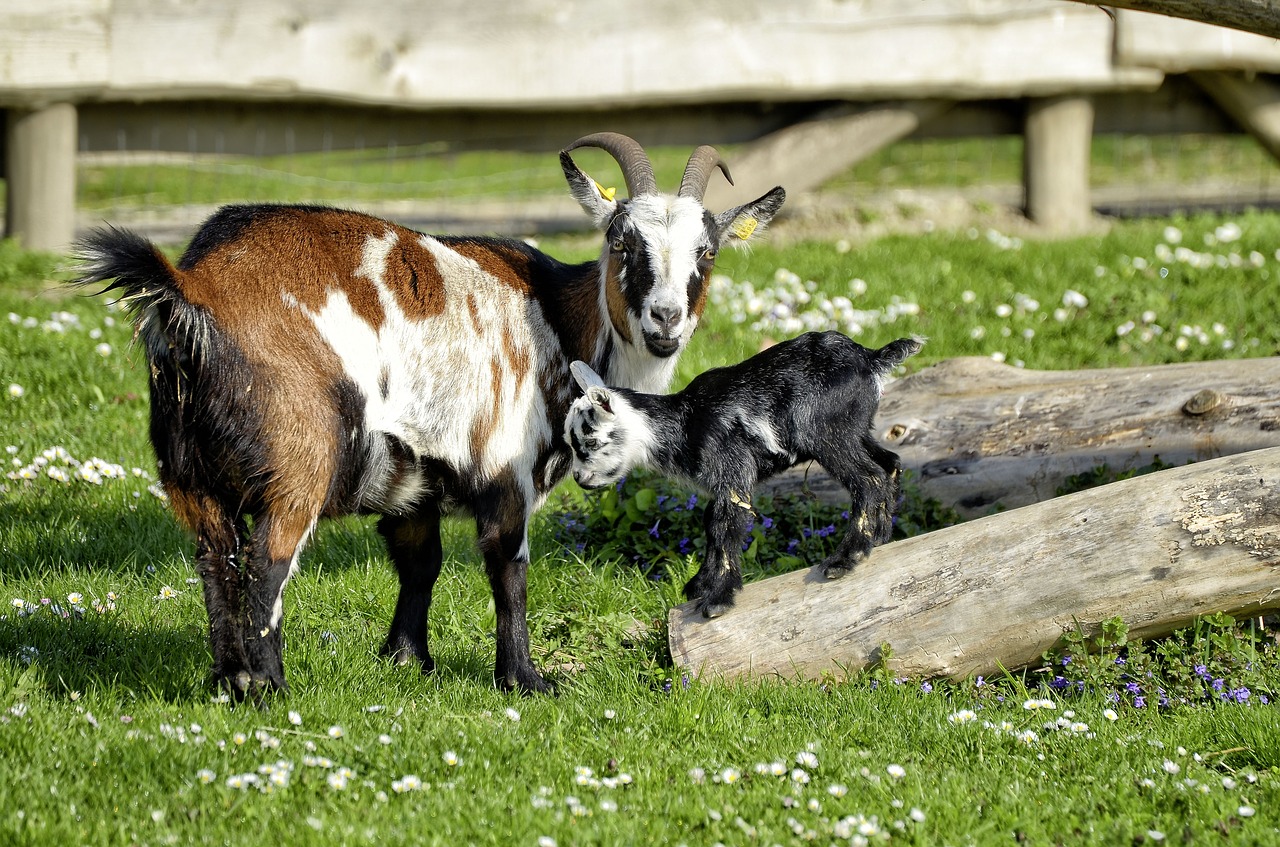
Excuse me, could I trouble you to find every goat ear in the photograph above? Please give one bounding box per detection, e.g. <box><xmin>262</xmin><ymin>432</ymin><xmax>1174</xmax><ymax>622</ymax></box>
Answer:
<box><xmin>713</xmin><ymin>186</ymin><xmax>787</xmax><ymax>246</ymax></box>
<box><xmin>560</xmin><ymin>152</ymin><xmax>619</xmax><ymax>228</ymax></box>
<box><xmin>569</xmin><ymin>360</ymin><xmax>607</xmax><ymax>392</ymax></box>
<box><xmin>586</xmin><ymin>385</ymin><xmax>615</xmax><ymax>417</ymax></box>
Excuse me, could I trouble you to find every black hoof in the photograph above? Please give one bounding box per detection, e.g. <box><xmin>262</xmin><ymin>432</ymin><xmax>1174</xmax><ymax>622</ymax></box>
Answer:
<box><xmin>380</xmin><ymin>635</ymin><xmax>434</xmax><ymax>674</ymax></box>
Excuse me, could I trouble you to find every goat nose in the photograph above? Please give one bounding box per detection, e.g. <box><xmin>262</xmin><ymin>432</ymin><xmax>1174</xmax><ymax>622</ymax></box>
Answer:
<box><xmin>649</xmin><ymin>304</ymin><xmax>680</xmax><ymax>331</ymax></box>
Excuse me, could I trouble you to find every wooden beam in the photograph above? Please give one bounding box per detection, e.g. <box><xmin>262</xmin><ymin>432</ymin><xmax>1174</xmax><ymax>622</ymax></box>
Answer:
<box><xmin>3</xmin><ymin>103</ymin><xmax>77</xmax><ymax>252</ymax></box>
<box><xmin>1189</xmin><ymin>71</ymin><xmax>1280</xmax><ymax>164</ymax></box>
<box><xmin>704</xmin><ymin>101</ymin><xmax>953</xmax><ymax>210</ymax></box>
<box><xmin>1062</xmin><ymin>0</ymin><xmax>1280</xmax><ymax>41</ymax></box>
<box><xmin>670</xmin><ymin>446</ymin><xmax>1280</xmax><ymax>683</ymax></box>
<box><xmin>765</xmin><ymin>356</ymin><xmax>1280</xmax><ymax>519</ymax></box>
<box><xmin>1023</xmin><ymin>95</ymin><xmax>1095</xmax><ymax>231</ymax></box>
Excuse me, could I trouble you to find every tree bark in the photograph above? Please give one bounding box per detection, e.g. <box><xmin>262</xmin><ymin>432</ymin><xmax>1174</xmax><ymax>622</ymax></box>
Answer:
<box><xmin>765</xmin><ymin>356</ymin><xmax>1280</xmax><ymax>519</ymax></box>
<box><xmin>1062</xmin><ymin>0</ymin><xmax>1280</xmax><ymax>41</ymax></box>
<box><xmin>670</xmin><ymin>446</ymin><xmax>1280</xmax><ymax>683</ymax></box>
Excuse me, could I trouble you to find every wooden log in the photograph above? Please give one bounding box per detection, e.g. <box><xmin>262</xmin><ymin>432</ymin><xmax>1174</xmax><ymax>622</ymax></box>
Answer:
<box><xmin>765</xmin><ymin>356</ymin><xmax>1280</xmax><ymax>519</ymax></box>
<box><xmin>670</xmin><ymin>446</ymin><xmax>1280</xmax><ymax>683</ymax></box>
<box><xmin>1189</xmin><ymin>71</ymin><xmax>1280</xmax><ymax>164</ymax></box>
<box><xmin>702</xmin><ymin>100</ymin><xmax>953</xmax><ymax>212</ymax></box>
<box><xmin>1065</xmin><ymin>0</ymin><xmax>1280</xmax><ymax>42</ymax></box>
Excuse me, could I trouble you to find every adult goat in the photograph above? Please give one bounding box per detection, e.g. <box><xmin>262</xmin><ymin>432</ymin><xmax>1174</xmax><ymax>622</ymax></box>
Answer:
<box><xmin>75</xmin><ymin>132</ymin><xmax>785</xmax><ymax>696</ymax></box>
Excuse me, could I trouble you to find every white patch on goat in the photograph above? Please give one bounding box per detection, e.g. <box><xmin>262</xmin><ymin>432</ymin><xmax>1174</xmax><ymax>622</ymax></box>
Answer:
<box><xmin>305</xmin><ymin>231</ymin><xmax>558</xmax><ymax>509</ymax></box>
<box><xmin>738</xmin><ymin>408</ymin><xmax>790</xmax><ymax>462</ymax></box>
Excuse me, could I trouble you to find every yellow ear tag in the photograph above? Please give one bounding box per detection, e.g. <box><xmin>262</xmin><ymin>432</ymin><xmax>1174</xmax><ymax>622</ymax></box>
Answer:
<box><xmin>594</xmin><ymin>181</ymin><xmax>617</xmax><ymax>202</ymax></box>
<box><xmin>727</xmin><ymin>489</ymin><xmax>754</xmax><ymax>512</ymax></box>
<box><xmin>732</xmin><ymin>216</ymin><xmax>758</xmax><ymax>240</ymax></box>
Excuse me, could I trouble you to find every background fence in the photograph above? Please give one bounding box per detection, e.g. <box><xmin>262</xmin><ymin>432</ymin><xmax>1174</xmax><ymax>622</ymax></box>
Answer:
<box><xmin>3</xmin><ymin>0</ymin><xmax>1280</xmax><ymax>248</ymax></box>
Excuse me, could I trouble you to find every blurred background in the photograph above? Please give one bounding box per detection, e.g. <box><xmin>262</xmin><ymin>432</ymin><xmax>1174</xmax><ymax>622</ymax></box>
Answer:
<box><xmin>1</xmin><ymin>0</ymin><xmax>1279</xmax><ymax>250</ymax></box>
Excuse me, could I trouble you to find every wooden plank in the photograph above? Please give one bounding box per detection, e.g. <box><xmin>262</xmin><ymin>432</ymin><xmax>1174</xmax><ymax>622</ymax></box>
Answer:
<box><xmin>764</xmin><ymin>356</ymin><xmax>1280</xmax><ymax>519</ymax></box>
<box><xmin>1114</xmin><ymin>9</ymin><xmax>1280</xmax><ymax>72</ymax></box>
<box><xmin>703</xmin><ymin>101</ymin><xmax>953</xmax><ymax>211</ymax></box>
<box><xmin>1</xmin><ymin>0</ymin><xmax>1160</xmax><ymax>109</ymax></box>
<box><xmin>670</xmin><ymin>446</ymin><xmax>1280</xmax><ymax>683</ymax></box>
<box><xmin>0</xmin><ymin>0</ymin><xmax>109</xmax><ymax>99</ymax></box>
<box><xmin>1189</xmin><ymin>71</ymin><xmax>1280</xmax><ymax>163</ymax></box>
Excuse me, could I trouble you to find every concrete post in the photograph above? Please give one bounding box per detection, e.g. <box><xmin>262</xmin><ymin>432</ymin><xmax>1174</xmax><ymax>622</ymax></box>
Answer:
<box><xmin>4</xmin><ymin>103</ymin><xmax>78</xmax><ymax>252</ymax></box>
<box><xmin>1023</xmin><ymin>95</ymin><xmax>1094</xmax><ymax>232</ymax></box>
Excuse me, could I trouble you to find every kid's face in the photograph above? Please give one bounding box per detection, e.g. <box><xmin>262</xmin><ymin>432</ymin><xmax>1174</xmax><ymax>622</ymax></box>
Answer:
<box><xmin>564</xmin><ymin>397</ymin><xmax>627</xmax><ymax>490</ymax></box>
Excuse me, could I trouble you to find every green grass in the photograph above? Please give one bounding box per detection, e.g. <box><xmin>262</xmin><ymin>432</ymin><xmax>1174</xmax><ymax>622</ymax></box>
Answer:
<box><xmin>62</xmin><ymin>134</ymin><xmax>1279</xmax><ymax>214</ymax></box>
<box><xmin>2</xmin><ymin>217</ymin><xmax>1279</xmax><ymax>845</ymax></box>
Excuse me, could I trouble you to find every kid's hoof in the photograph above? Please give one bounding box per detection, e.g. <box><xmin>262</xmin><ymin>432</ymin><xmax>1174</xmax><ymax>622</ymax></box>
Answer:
<box><xmin>822</xmin><ymin>562</ymin><xmax>853</xmax><ymax>580</ymax></box>
<box><xmin>698</xmin><ymin>599</ymin><xmax>734</xmax><ymax>619</ymax></box>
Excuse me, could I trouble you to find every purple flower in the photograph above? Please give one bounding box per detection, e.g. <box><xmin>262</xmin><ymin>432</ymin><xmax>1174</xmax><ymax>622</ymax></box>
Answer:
<box><xmin>649</xmin><ymin>521</ymin><xmax>661</xmax><ymax>539</ymax></box>
<box><xmin>1233</xmin><ymin>688</ymin><xmax>1251</xmax><ymax>703</ymax></box>
<box><xmin>1050</xmin><ymin>676</ymin><xmax>1070</xmax><ymax>691</ymax></box>
<box><xmin>786</xmin><ymin>539</ymin><xmax>799</xmax><ymax>554</ymax></box>
<box><xmin>1125</xmin><ymin>682</ymin><xmax>1141</xmax><ymax>695</ymax></box>
<box><xmin>678</xmin><ymin>538</ymin><xmax>691</xmax><ymax>555</ymax></box>
<box><xmin>1194</xmin><ymin>664</ymin><xmax>1209</xmax><ymax>680</ymax></box>
<box><xmin>762</xmin><ymin>517</ymin><xmax>774</xmax><ymax>531</ymax></box>
<box><xmin>1134</xmin><ymin>696</ymin><xmax>1147</xmax><ymax>708</ymax></box>
<box><xmin>686</xmin><ymin>493</ymin><xmax>698</xmax><ymax>510</ymax></box>
<box><xmin>920</xmin><ymin>681</ymin><xmax>933</xmax><ymax>694</ymax></box>
<box><xmin>1212</xmin><ymin>678</ymin><xmax>1225</xmax><ymax>692</ymax></box>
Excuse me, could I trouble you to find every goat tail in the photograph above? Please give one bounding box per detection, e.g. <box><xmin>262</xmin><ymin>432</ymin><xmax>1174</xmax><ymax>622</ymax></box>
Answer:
<box><xmin>72</xmin><ymin>226</ymin><xmax>209</xmax><ymax>361</ymax></box>
<box><xmin>874</xmin><ymin>336</ymin><xmax>925</xmax><ymax>372</ymax></box>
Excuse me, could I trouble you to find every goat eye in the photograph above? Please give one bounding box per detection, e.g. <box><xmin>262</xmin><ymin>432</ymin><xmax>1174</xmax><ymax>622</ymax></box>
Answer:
<box><xmin>611</xmin><ymin>238</ymin><xmax>626</xmax><ymax>254</ymax></box>
<box><xmin>701</xmin><ymin>248</ymin><xmax>717</xmax><ymax>262</ymax></box>
<box><xmin>584</xmin><ymin>438</ymin><xmax>600</xmax><ymax>450</ymax></box>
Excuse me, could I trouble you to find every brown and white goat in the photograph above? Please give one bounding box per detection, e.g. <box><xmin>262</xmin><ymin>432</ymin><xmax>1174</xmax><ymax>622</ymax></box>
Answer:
<box><xmin>75</xmin><ymin>133</ymin><xmax>785</xmax><ymax>696</ymax></box>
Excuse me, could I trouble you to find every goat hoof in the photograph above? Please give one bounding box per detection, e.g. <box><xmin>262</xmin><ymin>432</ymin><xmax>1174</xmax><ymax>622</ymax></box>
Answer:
<box><xmin>699</xmin><ymin>600</ymin><xmax>733</xmax><ymax>619</ymax></box>
<box><xmin>380</xmin><ymin>635</ymin><xmax>434</xmax><ymax>673</ymax></box>
<box><xmin>822</xmin><ymin>563</ymin><xmax>853</xmax><ymax>580</ymax></box>
<box><xmin>496</xmin><ymin>667</ymin><xmax>555</xmax><ymax>696</ymax></box>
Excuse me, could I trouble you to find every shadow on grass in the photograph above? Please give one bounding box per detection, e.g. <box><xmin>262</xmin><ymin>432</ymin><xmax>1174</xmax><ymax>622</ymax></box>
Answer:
<box><xmin>0</xmin><ymin>613</ymin><xmax>210</xmax><ymax>702</ymax></box>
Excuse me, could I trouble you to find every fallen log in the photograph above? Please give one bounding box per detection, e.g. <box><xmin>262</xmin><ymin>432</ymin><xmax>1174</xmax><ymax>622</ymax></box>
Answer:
<box><xmin>765</xmin><ymin>356</ymin><xmax>1280</xmax><ymax>518</ymax></box>
<box><xmin>670</xmin><ymin>446</ymin><xmax>1280</xmax><ymax>683</ymax></box>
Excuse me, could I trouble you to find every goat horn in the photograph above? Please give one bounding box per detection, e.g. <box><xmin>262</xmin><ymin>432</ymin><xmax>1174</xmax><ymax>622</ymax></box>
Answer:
<box><xmin>678</xmin><ymin>145</ymin><xmax>734</xmax><ymax>201</ymax></box>
<box><xmin>562</xmin><ymin>132</ymin><xmax>657</xmax><ymax>198</ymax></box>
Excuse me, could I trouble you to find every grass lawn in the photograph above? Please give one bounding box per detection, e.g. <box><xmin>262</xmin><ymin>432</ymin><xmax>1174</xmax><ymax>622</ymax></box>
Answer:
<box><xmin>2</xmin><ymin>211</ymin><xmax>1279</xmax><ymax>845</ymax></box>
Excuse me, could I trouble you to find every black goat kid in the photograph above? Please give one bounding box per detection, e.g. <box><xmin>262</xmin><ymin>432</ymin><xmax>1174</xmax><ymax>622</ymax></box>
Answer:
<box><xmin>565</xmin><ymin>331</ymin><xmax>922</xmax><ymax>618</ymax></box>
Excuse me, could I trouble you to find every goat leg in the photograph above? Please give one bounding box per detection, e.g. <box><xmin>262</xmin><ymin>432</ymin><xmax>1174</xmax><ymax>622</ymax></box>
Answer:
<box><xmin>476</xmin><ymin>488</ymin><xmax>552</xmax><ymax>694</ymax></box>
<box><xmin>687</xmin><ymin>495</ymin><xmax>748</xmax><ymax>618</ymax></box>
<box><xmin>378</xmin><ymin>506</ymin><xmax>443</xmax><ymax>673</ymax></box>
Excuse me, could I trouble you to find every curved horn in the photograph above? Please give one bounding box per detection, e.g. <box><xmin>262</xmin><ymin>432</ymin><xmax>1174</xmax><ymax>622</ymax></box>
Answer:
<box><xmin>562</xmin><ymin>132</ymin><xmax>657</xmax><ymax>198</ymax></box>
<box><xmin>678</xmin><ymin>145</ymin><xmax>734</xmax><ymax>201</ymax></box>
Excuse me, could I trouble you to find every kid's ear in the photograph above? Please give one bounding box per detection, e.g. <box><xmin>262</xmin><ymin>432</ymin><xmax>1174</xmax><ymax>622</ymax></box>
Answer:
<box><xmin>586</xmin><ymin>385</ymin><xmax>615</xmax><ymax>417</ymax></box>
<box><xmin>570</xmin><ymin>360</ymin><xmax>607</xmax><ymax>393</ymax></box>
<box><xmin>560</xmin><ymin>153</ymin><xmax>620</xmax><ymax>229</ymax></box>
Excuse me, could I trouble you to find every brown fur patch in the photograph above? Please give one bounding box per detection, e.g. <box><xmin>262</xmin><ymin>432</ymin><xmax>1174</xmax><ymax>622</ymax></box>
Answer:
<box><xmin>604</xmin><ymin>258</ymin><xmax>633</xmax><ymax>343</ymax></box>
<box><xmin>178</xmin><ymin>207</ymin><xmax>393</xmax><ymax>332</ymax></box>
<box><xmin>383</xmin><ymin>235</ymin><xmax>447</xmax><ymax>320</ymax></box>
<box><xmin>468</xmin><ymin>358</ymin><xmax>503</xmax><ymax>464</ymax></box>
<box><xmin>690</xmin><ymin>267</ymin><xmax>712</xmax><ymax>321</ymax></box>
<box><xmin>502</xmin><ymin>325</ymin><xmax>532</xmax><ymax>392</ymax></box>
